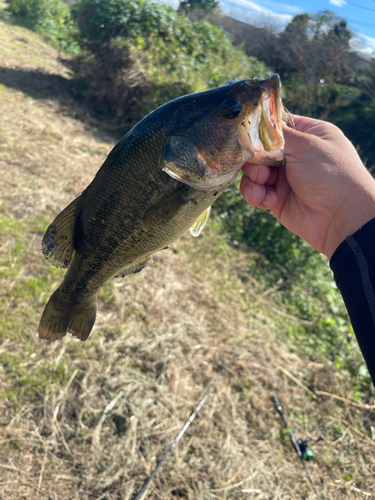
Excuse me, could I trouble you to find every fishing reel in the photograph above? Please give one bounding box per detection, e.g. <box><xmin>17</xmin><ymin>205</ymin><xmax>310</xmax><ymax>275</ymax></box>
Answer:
<box><xmin>297</xmin><ymin>435</ymin><xmax>325</xmax><ymax>461</ymax></box>
<box><xmin>273</xmin><ymin>394</ymin><xmax>324</xmax><ymax>462</ymax></box>
<box><xmin>273</xmin><ymin>393</ymin><xmax>325</xmax><ymax>493</ymax></box>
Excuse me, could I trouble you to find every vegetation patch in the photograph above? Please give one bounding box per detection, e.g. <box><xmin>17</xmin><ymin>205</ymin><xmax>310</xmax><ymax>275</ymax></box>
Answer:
<box><xmin>6</xmin><ymin>0</ymin><xmax>79</xmax><ymax>54</ymax></box>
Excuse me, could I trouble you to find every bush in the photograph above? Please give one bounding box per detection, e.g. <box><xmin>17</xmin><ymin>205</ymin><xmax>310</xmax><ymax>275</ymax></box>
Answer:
<box><xmin>213</xmin><ymin>177</ymin><xmax>315</xmax><ymax>281</ymax></box>
<box><xmin>330</xmin><ymin>93</ymin><xmax>375</xmax><ymax>173</ymax></box>
<box><xmin>6</xmin><ymin>0</ymin><xmax>79</xmax><ymax>54</ymax></box>
<box><xmin>73</xmin><ymin>0</ymin><xmax>177</xmax><ymax>54</ymax></box>
<box><xmin>72</xmin><ymin>0</ymin><xmax>269</xmax><ymax>127</ymax></box>
<box><xmin>138</xmin><ymin>19</ymin><xmax>269</xmax><ymax>110</ymax></box>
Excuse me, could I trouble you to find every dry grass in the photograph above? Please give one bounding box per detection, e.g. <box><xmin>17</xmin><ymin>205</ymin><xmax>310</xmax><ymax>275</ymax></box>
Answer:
<box><xmin>1</xmin><ymin>11</ymin><xmax>375</xmax><ymax>500</ymax></box>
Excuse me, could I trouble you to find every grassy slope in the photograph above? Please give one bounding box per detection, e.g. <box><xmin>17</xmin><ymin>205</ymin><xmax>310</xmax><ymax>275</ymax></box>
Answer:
<box><xmin>0</xmin><ymin>11</ymin><xmax>375</xmax><ymax>500</ymax></box>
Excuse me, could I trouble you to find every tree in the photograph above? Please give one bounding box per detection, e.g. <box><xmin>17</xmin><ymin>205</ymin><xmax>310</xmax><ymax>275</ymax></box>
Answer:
<box><xmin>276</xmin><ymin>11</ymin><xmax>352</xmax><ymax>81</ymax></box>
<box><xmin>277</xmin><ymin>13</ymin><xmax>311</xmax><ymax>75</ymax></box>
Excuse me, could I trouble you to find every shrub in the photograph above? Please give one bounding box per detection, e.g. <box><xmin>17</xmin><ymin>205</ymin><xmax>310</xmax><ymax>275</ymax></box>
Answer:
<box><xmin>71</xmin><ymin>0</ymin><xmax>269</xmax><ymax>126</ymax></box>
<box><xmin>72</xmin><ymin>0</ymin><xmax>178</xmax><ymax>54</ymax></box>
<box><xmin>6</xmin><ymin>0</ymin><xmax>79</xmax><ymax>54</ymax></box>
<box><xmin>213</xmin><ymin>177</ymin><xmax>315</xmax><ymax>281</ymax></box>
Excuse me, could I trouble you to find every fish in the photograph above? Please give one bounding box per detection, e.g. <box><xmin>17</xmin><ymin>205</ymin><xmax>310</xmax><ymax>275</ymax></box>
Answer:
<box><xmin>38</xmin><ymin>73</ymin><xmax>290</xmax><ymax>341</ymax></box>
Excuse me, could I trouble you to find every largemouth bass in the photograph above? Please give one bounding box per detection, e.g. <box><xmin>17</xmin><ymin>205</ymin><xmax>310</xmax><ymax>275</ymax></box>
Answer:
<box><xmin>39</xmin><ymin>74</ymin><xmax>290</xmax><ymax>341</ymax></box>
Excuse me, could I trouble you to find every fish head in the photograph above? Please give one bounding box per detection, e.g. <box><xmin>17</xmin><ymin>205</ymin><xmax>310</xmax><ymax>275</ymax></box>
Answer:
<box><xmin>161</xmin><ymin>74</ymin><xmax>291</xmax><ymax>191</ymax></box>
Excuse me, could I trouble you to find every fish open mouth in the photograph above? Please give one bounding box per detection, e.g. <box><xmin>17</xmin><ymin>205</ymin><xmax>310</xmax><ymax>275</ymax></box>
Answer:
<box><xmin>162</xmin><ymin>74</ymin><xmax>291</xmax><ymax>192</ymax></box>
<box><xmin>239</xmin><ymin>74</ymin><xmax>290</xmax><ymax>167</ymax></box>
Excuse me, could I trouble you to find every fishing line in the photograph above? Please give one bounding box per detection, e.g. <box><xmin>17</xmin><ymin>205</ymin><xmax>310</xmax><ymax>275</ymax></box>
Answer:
<box><xmin>132</xmin><ymin>336</ymin><xmax>249</xmax><ymax>500</ymax></box>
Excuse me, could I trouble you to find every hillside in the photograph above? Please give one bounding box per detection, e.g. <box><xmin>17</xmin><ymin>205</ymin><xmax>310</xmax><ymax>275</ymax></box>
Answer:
<box><xmin>1</xmin><ymin>11</ymin><xmax>375</xmax><ymax>500</ymax></box>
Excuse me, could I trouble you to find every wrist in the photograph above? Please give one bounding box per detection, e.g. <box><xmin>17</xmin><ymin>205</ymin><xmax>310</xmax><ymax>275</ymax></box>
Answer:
<box><xmin>325</xmin><ymin>197</ymin><xmax>375</xmax><ymax>259</ymax></box>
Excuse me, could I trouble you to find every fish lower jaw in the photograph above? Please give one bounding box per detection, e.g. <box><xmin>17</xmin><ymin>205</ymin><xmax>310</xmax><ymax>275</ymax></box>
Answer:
<box><xmin>252</xmin><ymin>148</ymin><xmax>286</xmax><ymax>167</ymax></box>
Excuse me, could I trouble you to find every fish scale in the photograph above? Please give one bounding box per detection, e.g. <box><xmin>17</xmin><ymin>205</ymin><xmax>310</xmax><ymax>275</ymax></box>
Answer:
<box><xmin>38</xmin><ymin>74</ymin><xmax>290</xmax><ymax>341</ymax></box>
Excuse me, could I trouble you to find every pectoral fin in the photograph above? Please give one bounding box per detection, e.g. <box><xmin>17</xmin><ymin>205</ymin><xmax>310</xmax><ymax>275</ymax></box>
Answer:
<box><xmin>114</xmin><ymin>256</ymin><xmax>151</xmax><ymax>278</ymax></box>
<box><xmin>144</xmin><ymin>186</ymin><xmax>192</xmax><ymax>226</ymax></box>
<box><xmin>190</xmin><ymin>207</ymin><xmax>211</xmax><ymax>237</ymax></box>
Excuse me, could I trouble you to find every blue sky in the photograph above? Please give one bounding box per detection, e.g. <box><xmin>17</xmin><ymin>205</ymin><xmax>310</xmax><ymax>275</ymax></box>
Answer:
<box><xmin>164</xmin><ymin>0</ymin><xmax>375</xmax><ymax>54</ymax></box>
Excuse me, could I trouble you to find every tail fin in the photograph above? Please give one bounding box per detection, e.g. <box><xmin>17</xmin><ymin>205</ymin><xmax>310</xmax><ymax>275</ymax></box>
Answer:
<box><xmin>38</xmin><ymin>288</ymin><xmax>96</xmax><ymax>341</ymax></box>
<box><xmin>67</xmin><ymin>301</ymin><xmax>97</xmax><ymax>341</ymax></box>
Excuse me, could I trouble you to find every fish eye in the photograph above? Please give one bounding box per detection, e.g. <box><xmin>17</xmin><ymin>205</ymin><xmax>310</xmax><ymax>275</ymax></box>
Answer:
<box><xmin>219</xmin><ymin>99</ymin><xmax>241</xmax><ymax>119</ymax></box>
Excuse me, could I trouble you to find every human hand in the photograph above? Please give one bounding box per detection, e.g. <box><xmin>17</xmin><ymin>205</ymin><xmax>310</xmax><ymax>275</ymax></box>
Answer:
<box><xmin>240</xmin><ymin>115</ymin><xmax>375</xmax><ymax>259</ymax></box>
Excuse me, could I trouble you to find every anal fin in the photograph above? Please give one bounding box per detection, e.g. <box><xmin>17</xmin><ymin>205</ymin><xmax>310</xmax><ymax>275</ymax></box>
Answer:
<box><xmin>190</xmin><ymin>207</ymin><xmax>211</xmax><ymax>237</ymax></box>
<box><xmin>114</xmin><ymin>256</ymin><xmax>151</xmax><ymax>278</ymax></box>
<box><xmin>42</xmin><ymin>194</ymin><xmax>83</xmax><ymax>268</ymax></box>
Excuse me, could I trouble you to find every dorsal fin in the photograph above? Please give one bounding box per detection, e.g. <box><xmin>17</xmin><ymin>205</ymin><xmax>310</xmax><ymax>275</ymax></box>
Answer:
<box><xmin>190</xmin><ymin>207</ymin><xmax>211</xmax><ymax>237</ymax></box>
<box><xmin>42</xmin><ymin>194</ymin><xmax>83</xmax><ymax>268</ymax></box>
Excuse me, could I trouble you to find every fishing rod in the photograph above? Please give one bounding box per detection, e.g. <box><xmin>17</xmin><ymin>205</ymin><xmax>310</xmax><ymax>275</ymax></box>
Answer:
<box><xmin>132</xmin><ymin>337</ymin><xmax>249</xmax><ymax>500</ymax></box>
<box><xmin>273</xmin><ymin>393</ymin><xmax>324</xmax><ymax>496</ymax></box>
<box><xmin>131</xmin><ymin>359</ymin><xmax>323</xmax><ymax>499</ymax></box>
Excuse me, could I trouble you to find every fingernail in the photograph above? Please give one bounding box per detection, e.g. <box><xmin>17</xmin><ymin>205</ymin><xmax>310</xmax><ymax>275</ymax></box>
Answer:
<box><xmin>244</xmin><ymin>185</ymin><xmax>252</xmax><ymax>202</ymax></box>
<box><xmin>263</xmin><ymin>194</ymin><xmax>271</xmax><ymax>207</ymax></box>
<box><xmin>249</xmin><ymin>165</ymin><xmax>258</xmax><ymax>183</ymax></box>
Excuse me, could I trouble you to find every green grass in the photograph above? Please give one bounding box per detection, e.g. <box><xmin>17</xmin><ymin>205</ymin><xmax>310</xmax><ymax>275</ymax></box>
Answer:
<box><xmin>0</xmin><ymin>214</ymin><xmax>67</xmax><ymax>405</ymax></box>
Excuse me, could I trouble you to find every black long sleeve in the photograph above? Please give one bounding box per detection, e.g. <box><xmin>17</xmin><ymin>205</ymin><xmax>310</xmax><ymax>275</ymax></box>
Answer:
<box><xmin>330</xmin><ymin>218</ymin><xmax>375</xmax><ymax>384</ymax></box>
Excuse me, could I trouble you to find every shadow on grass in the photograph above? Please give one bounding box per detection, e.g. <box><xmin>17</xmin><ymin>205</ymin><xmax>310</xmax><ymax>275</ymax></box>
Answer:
<box><xmin>0</xmin><ymin>66</ymin><xmax>124</xmax><ymax>141</ymax></box>
<box><xmin>0</xmin><ymin>66</ymin><xmax>72</xmax><ymax>97</ymax></box>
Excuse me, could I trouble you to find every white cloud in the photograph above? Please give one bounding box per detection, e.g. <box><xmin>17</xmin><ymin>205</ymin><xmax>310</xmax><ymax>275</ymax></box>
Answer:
<box><xmin>161</xmin><ymin>0</ymin><xmax>300</xmax><ymax>24</ymax></box>
<box><xmin>253</xmin><ymin>0</ymin><xmax>302</xmax><ymax>14</ymax></box>
<box><xmin>223</xmin><ymin>0</ymin><xmax>273</xmax><ymax>14</ymax></box>
<box><xmin>329</xmin><ymin>0</ymin><xmax>348</xmax><ymax>6</ymax></box>
<box><xmin>221</xmin><ymin>0</ymin><xmax>293</xmax><ymax>29</ymax></box>
<box><xmin>351</xmin><ymin>32</ymin><xmax>375</xmax><ymax>55</ymax></box>
<box><xmin>222</xmin><ymin>0</ymin><xmax>295</xmax><ymax>14</ymax></box>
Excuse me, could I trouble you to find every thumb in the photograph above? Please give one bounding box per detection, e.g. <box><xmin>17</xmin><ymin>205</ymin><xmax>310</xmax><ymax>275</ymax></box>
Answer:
<box><xmin>283</xmin><ymin>125</ymin><xmax>314</xmax><ymax>156</ymax></box>
<box><xmin>283</xmin><ymin>117</ymin><xmax>324</xmax><ymax>156</ymax></box>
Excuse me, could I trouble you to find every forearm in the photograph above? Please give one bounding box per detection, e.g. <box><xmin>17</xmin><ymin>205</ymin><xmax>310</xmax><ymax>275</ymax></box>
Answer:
<box><xmin>330</xmin><ymin>218</ymin><xmax>375</xmax><ymax>384</ymax></box>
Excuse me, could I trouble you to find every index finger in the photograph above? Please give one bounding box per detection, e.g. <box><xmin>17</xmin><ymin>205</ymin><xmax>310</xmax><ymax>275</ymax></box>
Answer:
<box><xmin>242</xmin><ymin>163</ymin><xmax>272</xmax><ymax>184</ymax></box>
